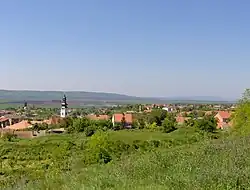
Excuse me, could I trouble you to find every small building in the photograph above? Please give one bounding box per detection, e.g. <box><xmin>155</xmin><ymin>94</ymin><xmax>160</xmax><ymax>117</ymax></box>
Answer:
<box><xmin>112</xmin><ymin>113</ymin><xmax>133</xmax><ymax>128</ymax></box>
<box><xmin>0</xmin><ymin>117</ymin><xmax>10</xmax><ymax>128</ymax></box>
<box><xmin>47</xmin><ymin>128</ymin><xmax>65</xmax><ymax>134</ymax></box>
<box><xmin>215</xmin><ymin>111</ymin><xmax>232</xmax><ymax>129</ymax></box>
<box><xmin>162</xmin><ymin>107</ymin><xmax>173</xmax><ymax>112</ymax></box>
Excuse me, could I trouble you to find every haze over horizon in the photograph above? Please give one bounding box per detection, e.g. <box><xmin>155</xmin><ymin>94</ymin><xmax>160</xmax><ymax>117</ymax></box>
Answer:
<box><xmin>1</xmin><ymin>0</ymin><xmax>249</xmax><ymax>100</ymax></box>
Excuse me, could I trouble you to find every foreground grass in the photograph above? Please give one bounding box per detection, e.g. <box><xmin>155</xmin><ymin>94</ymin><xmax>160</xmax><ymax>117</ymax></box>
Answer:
<box><xmin>9</xmin><ymin>135</ymin><xmax>250</xmax><ymax>190</ymax></box>
<box><xmin>0</xmin><ymin>128</ymin><xmax>242</xmax><ymax>190</ymax></box>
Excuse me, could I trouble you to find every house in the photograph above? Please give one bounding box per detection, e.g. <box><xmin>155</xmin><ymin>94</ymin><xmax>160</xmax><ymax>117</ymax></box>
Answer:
<box><xmin>0</xmin><ymin>110</ymin><xmax>15</xmax><ymax>117</ymax></box>
<box><xmin>6</xmin><ymin>120</ymin><xmax>32</xmax><ymax>130</ymax></box>
<box><xmin>112</xmin><ymin>113</ymin><xmax>133</xmax><ymax>128</ymax></box>
<box><xmin>214</xmin><ymin>111</ymin><xmax>232</xmax><ymax>129</ymax></box>
<box><xmin>86</xmin><ymin>114</ymin><xmax>110</xmax><ymax>120</ymax></box>
<box><xmin>176</xmin><ymin>116</ymin><xmax>190</xmax><ymax>125</ymax></box>
<box><xmin>162</xmin><ymin>107</ymin><xmax>174</xmax><ymax>112</ymax></box>
<box><xmin>0</xmin><ymin>129</ymin><xmax>35</xmax><ymax>139</ymax></box>
<box><xmin>0</xmin><ymin>117</ymin><xmax>10</xmax><ymax>128</ymax></box>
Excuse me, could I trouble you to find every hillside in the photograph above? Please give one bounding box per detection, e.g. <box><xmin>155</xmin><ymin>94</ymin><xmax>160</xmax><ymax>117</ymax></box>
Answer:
<box><xmin>1</xmin><ymin>130</ymin><xmax>249</xmax><ymax>189</ymax></box>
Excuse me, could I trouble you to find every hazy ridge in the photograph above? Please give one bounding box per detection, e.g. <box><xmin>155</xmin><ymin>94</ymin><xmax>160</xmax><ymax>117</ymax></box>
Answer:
<box><xmin>0</xmin><ymin>90</ymin><xmax>234</xmax><ymax>104</ymax></box>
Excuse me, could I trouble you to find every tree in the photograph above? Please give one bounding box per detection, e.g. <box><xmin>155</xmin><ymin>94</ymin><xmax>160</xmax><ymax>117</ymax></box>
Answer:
<box><xmin>162</xmin><ymin>113</ymin><xmax>177</xmax><ymax>133</ymax></box>
<box><xmin>86</xmin><ymin>131</ymin><xmax>112</xmax><ymax>164</ymax></box>
<box><xmin>184</xmin><ymin>118</ymin><xmax>196</xmax><ymax>127</ymax></box>
<box><xmin>194</xmin><ymin>116</ymin><xmax>217</xmax><ymax>133</ymax></box>
<box><xmin>67</xmin><ymin>118</ymin><xmax>89</xmax><ymax>133</ymax></box>
<box><xmin>120</xmin><ymin>114</ymin><xmax>126</xmax><ymax>129</ymax></box>
<box><xmin>85</xmin><ymin>126</ymin><xmax>96</xmax><ymax>137</ymax></box>
<box><xmin>232</xmin><ymin>89</ymin><xmax>250</xmax><ymax>134</ymax></box>
<box><xmin>148</xmin><ymin>109</ymin><xmax>167</xmax><ymax>126</ymax></box>
<box><xmin>133</xmin><ymin>113</ymin><xmax>147</xmax><ymax>129</ymax></box>
<box><xmin>146</xmin><ymin>122</ymin><xmax>158</xmax><ymax>131</ymax></box>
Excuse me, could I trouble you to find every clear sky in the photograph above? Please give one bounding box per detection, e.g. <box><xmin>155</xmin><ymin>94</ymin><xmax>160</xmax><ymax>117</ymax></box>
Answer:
<box><xmin>0</xmin><ymin>0</ymin><xmax>249</xmax><ymax>100</ymax></box>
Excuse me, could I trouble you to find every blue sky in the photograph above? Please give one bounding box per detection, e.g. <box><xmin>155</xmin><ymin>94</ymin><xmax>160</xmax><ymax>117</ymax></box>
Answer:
<box><xmin>0</xmin><ymin>0</ymin><xmax>249</xmax><ymax>100</ymax></box>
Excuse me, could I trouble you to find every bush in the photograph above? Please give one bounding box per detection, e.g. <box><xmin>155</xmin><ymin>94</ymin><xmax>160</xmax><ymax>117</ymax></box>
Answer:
<box><xmin>132</xmin><ymin>140</ymin><xmax>142</xmax><ymax>150</ymax></box>
<box><xmin>84</xmin><ymin>131</ymin><xmax>112</xmax><ymax>164</ymax></box>
<box><xmin>146</xmin><ymin>122</ymin><xmax>159</xmax><ymax>131</ymax></box>
<box><xmin>1</xmin><ymin>132</ymin><xmax>17</xmax><ymax>142</ymax></box>
<box><xmin>67</xmin><ymin>118</ymin><xmax>90</xmax><ymax>133</ymax></box>
<box><xmin>162</xmin><ymin>114</ymin><xmax>177</xmax><ymax>133</ymax></box>
<box><xmin>195</xmin><ymin>116</ymin><xmax>217</xmax><ymax>133</ymax></box>
<box><xmin>85</xmin><ymin>126</ymin><xmax>96</xmax><ymax>137</ymax></box>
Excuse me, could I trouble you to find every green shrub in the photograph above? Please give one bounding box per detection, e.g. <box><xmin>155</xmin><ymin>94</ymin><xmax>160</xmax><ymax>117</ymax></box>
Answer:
<box><xmin>84</xmin><ymin>125</ymin><xmax>96</xmax><ymax>137</ymax></box>
<box><xmin>84</xmin><ymin>131</ymin><xmax>112</xmax><ymax>164</ymax></box>
<box><xmin>1</xmin><ymin>132</ymin><xmax>17</xmax><ymax>142</ymax></box>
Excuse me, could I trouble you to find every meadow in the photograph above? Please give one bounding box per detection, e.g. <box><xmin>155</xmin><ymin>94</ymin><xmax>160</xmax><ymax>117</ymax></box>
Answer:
<box><xmin>0</xmin><ymin>128</ymin><xmax>226</xmax><ymax>190</ymax></box>
<box><xmin>1</xmin><ymin>128</ymin><xmax>249</xmax><ymax>190</ymax></box>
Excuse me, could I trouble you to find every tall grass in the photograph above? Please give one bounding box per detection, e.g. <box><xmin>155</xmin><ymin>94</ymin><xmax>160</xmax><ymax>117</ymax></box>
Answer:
<box><xmin>10</xmin><ymin>135</ymin><xmax>250</xmax><ymax>190</ymax></box>
<box><xmin>0</xmin><ymin>128</ymin><xmax>244</xmax><ymax>190</ymax></box>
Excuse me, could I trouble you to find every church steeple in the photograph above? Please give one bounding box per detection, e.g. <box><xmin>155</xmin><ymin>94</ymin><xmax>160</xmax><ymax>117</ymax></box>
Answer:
<box><xmin>60</xmin><ymin>94</ymin><xmax>68</xmax><ymax>118</ymax></box>
<box><xmin>24</xmin><ymin>101</ymin><xmax>27</xmax><ymax>110</ymax></box>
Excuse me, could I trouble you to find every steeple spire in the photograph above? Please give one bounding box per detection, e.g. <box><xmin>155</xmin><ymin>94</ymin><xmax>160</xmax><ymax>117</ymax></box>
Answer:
<box><xmin>60</xmin><ymin>94</ymin><xmax>68</xmax><ymax>118</ymax></box>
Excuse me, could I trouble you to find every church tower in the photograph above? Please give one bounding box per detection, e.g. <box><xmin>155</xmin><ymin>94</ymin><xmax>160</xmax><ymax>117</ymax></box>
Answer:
<box><xmin>60</xmin><ymin>94</ymin><xmax>68</xmax><ymax>118</ymax></box>
<box><xmin>24</xmin><ymin>101</ymin><xmax>27</xmax><ymax>110</ymax></box>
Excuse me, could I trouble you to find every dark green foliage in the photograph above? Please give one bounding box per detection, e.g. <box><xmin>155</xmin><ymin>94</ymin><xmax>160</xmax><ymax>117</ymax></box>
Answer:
<box><xmin>84</xmin><ymin>126</ymin><xmax>96</xmax><ymax>137</ymax></box>
<box><xmin>194</xmin><ymin>116</ymin><xmax>217</xmax><ymax>133</ymax></box>
<box><xmin>1</xmin><ymin>132</ymin><xmax>17</xmax><ymax>142</ymax></box>
<box><xmin>33</xmin><ymin>123</ymin><xmax>49</xmax><ymax>131</ymax></box>
<box><xmin>113</xmin><ymin>124</ymin><xmax>121</xmax><ymax>131</ymax></box>
<box><xmin>66</xmin><ymin>117</ymin><xmax>89</xmax><ymax>133</ymax></box>
<box><xmin>232</xmin><ymin>89</ymin><xmax>250</xmax><ymax>135</ymax></box>
<box><xmin>148</xmin><ymin>109</ymin><xmax>167</xmax><ymax>126</ymax></box>
<box><xmin>162</xmin><ymin>113</ymin><xmax>177</xmax><ymax>133</ymax></box>
<box><xmin>184</xmin><ymin>118</ymin><xmax>196</xmax><ymax>127</ymax></box>
<box><xmin>95</xmin><ymin>119</ymin><xmax>113</xmax><ymax>130</ymax></box>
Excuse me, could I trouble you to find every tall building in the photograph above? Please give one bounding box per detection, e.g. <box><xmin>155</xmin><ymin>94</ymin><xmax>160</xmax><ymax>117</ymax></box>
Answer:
<box><xmin>60</xmin><ymin>94</ymin><xmax>68</xmax><ymax>118</ymax></box>
<box><xmin>24</xmin><ymin>101</ymin><xmax>27</xmax><ymax>110</ymax></box>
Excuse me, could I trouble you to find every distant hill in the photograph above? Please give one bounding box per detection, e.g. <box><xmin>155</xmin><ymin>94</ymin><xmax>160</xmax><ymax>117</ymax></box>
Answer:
<box><xmin>157</xmin><ymin>96</ymin><xmax>233</xmax><ymax>102</ymax></box>
<box><xmin>0</xmin><ymin>90</ymin><xmax>234</xmax><ymax>105</ymax></box>
<box><xmin>0</xmin><ymin>90</ymin><xmax>160</xmax><ymax>105</ymax></box>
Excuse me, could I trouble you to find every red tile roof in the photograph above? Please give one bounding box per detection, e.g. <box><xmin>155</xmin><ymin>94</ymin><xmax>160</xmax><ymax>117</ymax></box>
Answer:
<box><xmin>217</xmin><ymin>111</ymin><xmax>231</xmax><ymax>119</ymax></box>
<box><xmin>0</xmin><ymin>117</ymin><xmax>9</xmax><ymax>122</ymax></box>
<box><xmin>113</xmin><ymin>113</ymin><xmax>133</xmax><ymax>123</ymax></box>
<box><xmin>6</xmin><ymin>120</ymin><xmax>32</xmax><ymax>130</ymax></box>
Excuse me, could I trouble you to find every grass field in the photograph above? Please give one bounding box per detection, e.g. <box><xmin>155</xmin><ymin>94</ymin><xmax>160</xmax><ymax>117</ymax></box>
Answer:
<box><xmin>108</xmin><ymin>128</ymin><xmax>208</xmax><ymax>143</ymax></box>
<box><xmin>4</xmin><ymin>134</ymin><xmax>249</xmax><ymax>190</ymax></box>
<box><xmin>0</xmin><ymin>128</ymin><xmax>225</xmax><ymax>189</ymax></box>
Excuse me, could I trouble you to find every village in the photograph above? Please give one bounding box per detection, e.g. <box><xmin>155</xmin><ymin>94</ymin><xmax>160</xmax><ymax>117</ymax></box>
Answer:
<box><xmin>0</xmin><ymin>94</ymin><xmax>234</xmax><ymax>139</ymax></box>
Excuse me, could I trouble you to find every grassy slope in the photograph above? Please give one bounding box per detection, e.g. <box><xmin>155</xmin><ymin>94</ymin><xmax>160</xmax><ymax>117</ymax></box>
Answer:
<box><xmin>1</xmin><ymin>129</ymin><xmax>248</xmax><ymax>190</ymax></box>
<box><xmin>20</xmin><ymin>136</ymin><xmax>250</xmax><ymax>190</ymax></box>
<box><xmin>1</xmin><ymin>129</ymin><xmax>205</xmax><ymax>189</ymax></box>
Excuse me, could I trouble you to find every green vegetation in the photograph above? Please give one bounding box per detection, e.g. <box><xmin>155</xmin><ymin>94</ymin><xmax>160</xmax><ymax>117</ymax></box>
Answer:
<box><xmin>13</xmin><ymin>136</ymin><xmax>250</xmax><ymax>190</ymax></box>
<box><xmin>0</xmin><ymin>89</ymin><xmax>249</xmax><ymax>189</ymax></box>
